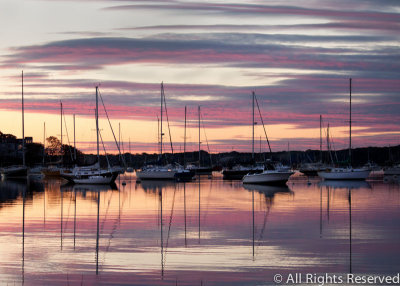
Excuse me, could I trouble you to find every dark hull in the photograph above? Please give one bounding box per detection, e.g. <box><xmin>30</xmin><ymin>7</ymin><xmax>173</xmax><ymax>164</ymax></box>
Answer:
<box><xmin>194</xmin><ymin>167</ymin><xmax>213</xmax><ymax>175</ymax></box>
<box><xmin>175</xmin><ymin>170</ymin><xmax>195</xmax><ymax>182</ymax></box>
<box><xmin>1</xmin><ymin>166</ymin><xmax>28</xmax><ymax>179</ymax></box>
<box><xmin>299</xmin><ymin>169</ymin><xmax>319</xmax><ymax>176</ymax></box>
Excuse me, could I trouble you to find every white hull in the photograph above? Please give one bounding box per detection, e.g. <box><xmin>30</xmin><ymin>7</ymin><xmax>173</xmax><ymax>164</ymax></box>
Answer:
<box><xmin>243</xmin><ymin>171</ymin><xmax>293</xmax><ymax>184</ymax></box>
<box><xmin>318</xmin><ymin>168</ymin><xmax>370</xmax><ymax>180</ymax></box>
<box><xmin>61</xmin><ymin>166</ymin><xmax>118</xmax><ymax>184</ymax></box>
<box><xmin>136</xmin><ymin>170</ymin><xmax>176</xmax><ymax>180</ymax></box>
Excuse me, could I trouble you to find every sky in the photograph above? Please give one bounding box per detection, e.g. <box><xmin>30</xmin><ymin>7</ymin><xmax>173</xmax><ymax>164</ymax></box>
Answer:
<box><xmin>0</xmin><ymin>0</ymin><xmax>399</xmax><ymax>154</ymax></box>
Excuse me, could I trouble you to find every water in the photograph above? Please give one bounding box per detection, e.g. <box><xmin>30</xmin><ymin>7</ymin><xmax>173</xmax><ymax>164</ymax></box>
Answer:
<box><xmin>0</xmin><ymin>174</ymin><xmax>399</xmax><ymax>285</ymax></box>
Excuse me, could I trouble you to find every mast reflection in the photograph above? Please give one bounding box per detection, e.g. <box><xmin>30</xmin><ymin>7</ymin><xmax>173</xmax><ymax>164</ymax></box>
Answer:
<box><xmin>243</xmin><ymin>184</ymin><xmax>292</xmax><ymax>259</ymax></box>
<box><xmin>318</xmin><ymin>180</ymin><xmax>371</xmax><ymax>274</ymax></box>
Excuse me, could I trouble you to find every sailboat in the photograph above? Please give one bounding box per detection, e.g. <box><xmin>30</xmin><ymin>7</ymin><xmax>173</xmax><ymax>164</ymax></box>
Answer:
<box><xmin>299</xmin><ymin>115</ymin><xmax>328</xmax><ymax>176</ymax></box>
<box><xmin>318</xmin><ymin>79</ymin><xmax>370</xmax><ymax>180</ymax></box>
<box><xmin>60</xmin><ymin>86</ymin><xmax>118</xmax><ymax>184</ymax></box>
<box><xmin>187</xmin><ymin>106</ymin><xmax>213</xmax><ymax>175</ymax></box>
<box><xmin>222</xmin><ymin>92</ymin><xmax>264</xmax><ymax>180</ymax></box>
<box><xmin>1</xmin><ymin>71</ymin><xmax>28</xmax><ymax>179</ymax></box>
<box><xmin>136</xmin><ymin>83</ymin><xmax>176</xmax><ymax>180</ymax></box>
<box><xmin>242</xmin><ymin>91</ymin><xmax>293</xmax><ymax>185</ymax></box>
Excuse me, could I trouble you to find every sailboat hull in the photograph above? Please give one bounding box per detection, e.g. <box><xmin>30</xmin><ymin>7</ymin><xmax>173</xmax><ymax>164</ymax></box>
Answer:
<box><xmin>73</xmin><ymin>175</ymin><xmax>116</xmax><ymax>184</ymax></box>
<box><xmin>318</xmin><ymin>168</ymin><xmax>370</xmax><ymax>180</ymax></box>
<box><xmin>136</xmin><ymin>169</ymin><xmax>176</xmax><ymax>180</ymax></box>
<box><xmin>1</xmin><ymin>166</ymin><xmax>28</xmax><ymax>179</ymax></box>
<box><xmin>242</xmin><ymin>171</ymin><xmax>293</xmax><ymax>185</ymax></box>
<box><xmin>61</xmin><ymin>168</ymin><xmax>118</xmax><ymax>184</ymax></box>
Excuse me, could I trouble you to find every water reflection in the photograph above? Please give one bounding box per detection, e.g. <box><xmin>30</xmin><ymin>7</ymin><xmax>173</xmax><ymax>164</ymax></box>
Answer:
<box><xmin>0</xmin><ymin>176</ymin><xmax>398</xmax><ymax>285</ymax></box>
<box><xmin>318</xmin><ymin>180</ymin><xmax>371</xmax><ymax>275</ymax></box>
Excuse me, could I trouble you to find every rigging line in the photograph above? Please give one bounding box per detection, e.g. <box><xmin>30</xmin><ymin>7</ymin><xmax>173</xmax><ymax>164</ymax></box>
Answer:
<box><xmin>257</xmin><ymin>196</ymin><xmax>272</xmax><ymax>246</ymax></box>
<box><xmin>62</xmin><ymin>191</ymin><xmax>74</xmax><ymax>233</ymax></box>
<box><xmin>103</xmin><ymin>189</ymin><xmax>127</xmax><ymax>260</ymax></box>
<box><xmin>100</xmin><ymin>192</ymin><xmax>114</xmax><ymax>234</ymax></box>
<box><xmin>254</xmin><ymin>95</ymin><xmax>272</xmax><ymax>154</ymax></box>
<box><xmin>327</xmin><ymin>127</ymin><xmax>339</xmax><ymax>163</ymax></box>
<box><xmin>98</xmin><ymin>129</ymin><xmax>111</xmax><ymax>169</ymax></box>
<box><xmin>162</xmin><ymin>87</ymin><xmax>174</xmax><ymax>155</ymax></box>
<box><xmin>98</xmin><ymin>89</ymin><xmax>126</xmax><ymax>167</ymax></box>
<box><xmin>62</xmin><ymin>109</ymin><xmax>74</xmax><ymax>162</ymax></box>
<box><xmin>164</xmin><ymin>187</ymin><xmax>177</xmax><ymax>266</ymax></box>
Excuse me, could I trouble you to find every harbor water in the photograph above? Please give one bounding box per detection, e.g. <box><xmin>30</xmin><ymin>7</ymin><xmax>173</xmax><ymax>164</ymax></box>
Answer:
<box><xmin>0</xmin><ymin>173</ymin><xmax>399</xmax><ymax>285</ymax></box>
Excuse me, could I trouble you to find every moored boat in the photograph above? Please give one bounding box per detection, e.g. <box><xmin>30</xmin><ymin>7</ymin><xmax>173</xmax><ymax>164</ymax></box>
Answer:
<box><xmin>317</xmin><ymin>167</ymin><xmax>370</xmax><ymax>180</ymax></box>
<box><xmin>243</xmin><ymin>163</ymin><xmax>293</xmax><ymax>185</ymax></box>
<box><xmin>136</xmin><ymin>165</ymin><xmax>176</xmax><ymax>181</ymax></box>
<box><xmin>62</xmin><ymin>86</ymin><xmax>118</xmax><ymax>185</ymax></box>
<box><xmin>222</xmin><ymin>165</ymin><xmax>263</xmax><ymax>180</ymax></box>
<box><xmin>1</xmin><ymin>165</ymin><xmax>28</xmax><ymax>180</ymax></box>
<box><xmin>318</xmin><ymin>79</ymin><xmax>370</xmax><ymax>181</ymax></box>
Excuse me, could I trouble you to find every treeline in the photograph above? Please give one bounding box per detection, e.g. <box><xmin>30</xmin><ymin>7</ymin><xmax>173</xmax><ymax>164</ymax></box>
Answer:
<box><xmin>105</xmin><ymin>145</ymin><xmax>400</xmax><ymax>169</ymax></box>
<box><xmin>1</xmin><ymin>130</ymin><xmax>399</xmax><ymax>168</ymax></box>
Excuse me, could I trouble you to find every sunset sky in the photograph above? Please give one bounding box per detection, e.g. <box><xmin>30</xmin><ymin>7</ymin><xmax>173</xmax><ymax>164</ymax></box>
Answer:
<box><xmin>0</xmin><ymin>0</ymin><xmax>399</xmax><ymax>154</ymax></box>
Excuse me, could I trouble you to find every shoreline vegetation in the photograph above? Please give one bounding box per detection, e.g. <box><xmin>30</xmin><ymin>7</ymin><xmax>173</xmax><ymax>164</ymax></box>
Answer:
<box><xmin>1</xmin><ymin>131</ymin><xmax>399</xmax><ymax>169</ymax></box>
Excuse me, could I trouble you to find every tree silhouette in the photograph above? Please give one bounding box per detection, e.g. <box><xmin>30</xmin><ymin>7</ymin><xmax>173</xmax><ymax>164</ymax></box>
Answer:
<box><xmin>45</xmin><ymin>136</ymin><xmax>62</xmax><ymax>156</ymax></box>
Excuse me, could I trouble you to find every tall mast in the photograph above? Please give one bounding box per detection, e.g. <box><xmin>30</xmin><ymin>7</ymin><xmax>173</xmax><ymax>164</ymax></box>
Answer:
<box><xmin>22</xmin><ymin>71</ymin><xmax>25</xmax><ymax>167</ymax></box>
<box><xmin>349</xmin><ymin>78</ymin><xmax>352</xmax><ymax>166</ymax></box>
<box><xmin>73</xmin><ymin>114</ymin><xmax>76</xmax><ymax>162</ymax></box>
<box><xmin>198</xmin><ymin>105</ymin><xmax>201</xmax><ymax>167</ymax></box>
<box><xmin>320</xmin><ymin>114</ymin><xmax>322</xmax><ymax>162</ymax></box>
<box><xmin>43</xmin><ymin>122</ymin><xmax>46</xmax><ymax>165</ymax></box>
<box><xmin>184</xmin><ymin>106</ymin><xmax>187</xmax><ymax>168</ymax></box>
<box><xmin>60</xmin><ymin>101</ymin><xmax>63</xmax><ymax>161</ymax></box>
<box><xmin>160</xmin><ymin>82</ymin><xmax>163</xmax><ymax>157</ymax></box>
<box><xmin>95</xmin><ymin>86</ymin><xmax>100</xmax><ymax>168</ymax></box>
<box><xmin>119</xmin><ymin>122</ymin><xmax>122</xmax><ymax>164</ymax></box>
<box><xmin>252</xmin><ymin>91</ymin><xmax>255</xmax><ymax>161</ymax></box>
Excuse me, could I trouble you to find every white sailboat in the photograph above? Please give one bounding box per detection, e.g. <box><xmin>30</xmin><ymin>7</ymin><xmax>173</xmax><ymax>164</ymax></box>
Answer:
<box><xmin>318</xmin><ymin>79</ymin><xmax>370</xmax><ymax>180</ymax></box>
<box><xmin>136</xmin><ymin>82</ymin><xmax>176</xmax><ymax>181</ymax></box>
<box><xmin>1</xmin><ymin>71</ymin><xmax>28</xmax><ymax>180</ymax></box>
<box><xmin>243</xmin><ymin>91</ymin><xmax>293</xmax><ymax>185</ymax></box>
<box><xmin>61</xmin><ymin>86</ymin><xmax>117</xmax><ymax>184</ymax></box>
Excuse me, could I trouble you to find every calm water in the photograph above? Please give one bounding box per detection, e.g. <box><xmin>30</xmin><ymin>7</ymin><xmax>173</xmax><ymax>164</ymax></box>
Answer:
<box><xmin>0</xmin><ymin>174</ymin><xmax>399</xmax><ymax>285</ymax></box>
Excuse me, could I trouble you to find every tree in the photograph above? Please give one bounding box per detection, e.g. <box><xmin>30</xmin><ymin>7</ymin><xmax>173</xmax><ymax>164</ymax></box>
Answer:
<box><xmin>45</xmin><ymin>136</ymin><xmax>62</xmax><ymax>156</ymax></box>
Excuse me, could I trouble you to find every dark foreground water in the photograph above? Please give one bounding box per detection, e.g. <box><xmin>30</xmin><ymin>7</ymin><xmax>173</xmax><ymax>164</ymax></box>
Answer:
<box><xmin>0</xmin><ymin>173</ymin><xmax>399</xmax><ymax>285</ymax></box>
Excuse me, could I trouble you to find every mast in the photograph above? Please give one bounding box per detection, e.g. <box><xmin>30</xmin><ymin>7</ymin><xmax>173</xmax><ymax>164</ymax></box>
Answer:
<box><xmin>160</xmin><ymin>82</ymin><xmax>163</xmax><ymax>157</ymax></box>
<box><xmin>22</xmin><ymin>71</ymin><xmax>25</xmax><ymax>167</ymax></box>
<box><xmin>252</xmin><ymin>91</ymin><xmax>255</xmax><ymax>161</ymax></box>
<box><xmin>198</xmin><ymin>105</ymin><xmax>201</xmax><ymax>167</ymax></box>
<box><xmin>73</xmin><ymin>114</ymin><xmax>76</xmax><ymax>162</ymax></box>
<box><xmin>96</xmin><ymin>86</ymin><xmax>100</xmax><ymax>169</ymax></box>
<box><xmin>43</xmin><ymin>122</ymin><xmax>45</xmax><ymax>165</ymax></box>
<box><xmin>349</xmin><ymin>78</ymin><xmax>352</xmax><ymax>166</ymax></box>
<box><xmin>320</xmin><ymin>115</ymin><xmax>322</xmax><ymax>162</ymax></box>
<box><xmin>184</xmin><ymin>106</ymin><xmax>187</xmax><ymax>168</ymax></box>
<box><xmin>60</xmin><ymin>101</ymin><xmax>63</xmax><ymax>156</ymax></box>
